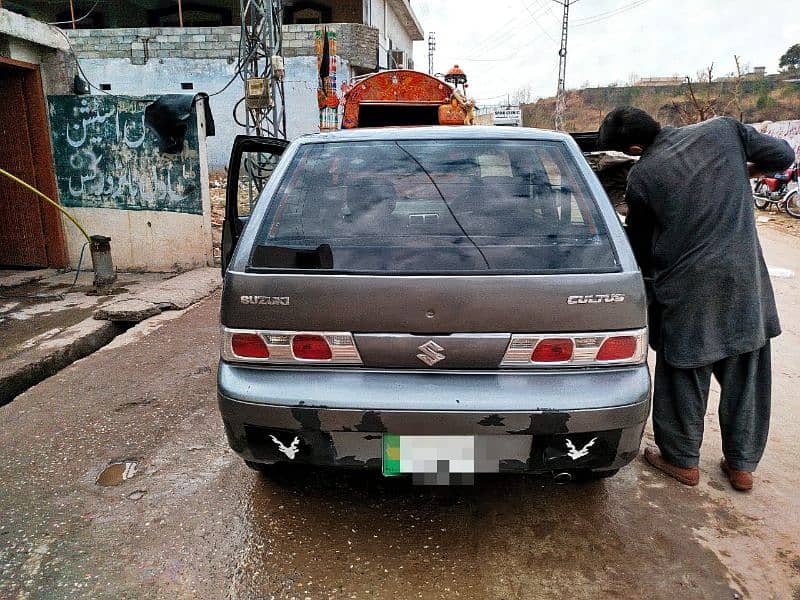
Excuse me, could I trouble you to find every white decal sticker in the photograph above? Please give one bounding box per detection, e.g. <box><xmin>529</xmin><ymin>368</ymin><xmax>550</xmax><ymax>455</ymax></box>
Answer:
<box><xmin>565</xmin><ymin>437</ymin><xmax>597</xmax><ymax>461</ymax></box>
<box><xmin>270</xmin><ymin>435</ymin><xmax>300</xmax><ymax>459</ymax></box>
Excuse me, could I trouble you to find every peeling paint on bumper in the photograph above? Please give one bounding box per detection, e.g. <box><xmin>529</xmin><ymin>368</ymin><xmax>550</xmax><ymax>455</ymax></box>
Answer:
<box><xmin>217</xmin><ymin>363</ymin><xmax>650</xmax><ymax>473</ymax></box>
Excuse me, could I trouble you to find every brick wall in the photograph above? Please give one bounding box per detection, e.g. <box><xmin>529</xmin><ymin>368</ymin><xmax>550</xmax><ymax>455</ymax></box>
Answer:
<box><xmin>282</xmin><ymin>23</ymin><xmax>378</xmax><ymax>70</ymax></box>
<box><xmin>67</xmin><ymin>27</ymin><xmax>241</xmax><ymax>65</ymax></box>
<box><xmin>67</xmin><ymin>23</ymin><xmax>379</xmax><ymax>69</ymax></box>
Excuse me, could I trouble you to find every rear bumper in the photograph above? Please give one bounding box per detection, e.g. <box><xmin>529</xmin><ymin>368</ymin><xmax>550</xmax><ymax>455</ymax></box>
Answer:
<box><xmin>217</xmin><ymin>363</ymin><xmax>651</xmax><ymax>473</ymax></box>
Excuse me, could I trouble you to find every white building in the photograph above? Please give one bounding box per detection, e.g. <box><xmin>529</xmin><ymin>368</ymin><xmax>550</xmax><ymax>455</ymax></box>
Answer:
<box><xmin>19</xmin><ymin>0</ymin><xmax>424</xmax><ymax>169</ymax></box>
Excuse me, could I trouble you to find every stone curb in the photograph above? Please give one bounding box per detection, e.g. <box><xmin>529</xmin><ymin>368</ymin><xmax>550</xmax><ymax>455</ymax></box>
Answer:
<box><xmin>94</xmin><ymin>268</ymin><xmax>221</xmax><ymax>322</ymax></box>
<box><xmin>0</xmin><ymin>318</ymin><xmax>122</xmax><ymax>407</ymax></box>
<box><xmin>1</xmin><ymin>268</ymin><xmax>221</xmax><ymax>406</ymax></box>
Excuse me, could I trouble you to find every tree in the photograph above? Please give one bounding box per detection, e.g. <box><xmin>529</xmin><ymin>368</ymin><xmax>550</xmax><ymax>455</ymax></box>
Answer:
<box><xmin>510</xmin><ymin>86</ymin><xmax>534</xmax><ymax>105</ymax></box>
<box><xmin>728</xmin><ymin>55</ymin><xmax>744</xmax><ymax>122</ymax></box>
<box><xmin>778</xmin><ymin>43</ymin><xmax>800</xmax><ymax>71</ymax></box>
<box><xmin>683</xmin><ymin>63</ymin><xmax>718</xmax><ymax>123</ymax></box>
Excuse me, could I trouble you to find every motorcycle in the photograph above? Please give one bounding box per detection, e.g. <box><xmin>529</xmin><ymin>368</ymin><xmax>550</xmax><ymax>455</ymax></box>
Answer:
<box><xmin>752</xmin><ymin>162</ymin><xmax>800</xmax><ymax>218</ymax></box>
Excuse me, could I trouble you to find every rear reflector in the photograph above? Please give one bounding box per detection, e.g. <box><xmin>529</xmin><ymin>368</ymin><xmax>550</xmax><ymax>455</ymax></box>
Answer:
<box><xmin>531</xmin><ymin>338</ymin><xmax>574</xmax><ymax>363</ymax></box>
<box><xmin>292</xmin><ymin>334</ymin><xmax>333</xmax><ymax>360</ymax></box>
<box><xmin>596</xmin><ymin>336</ymin><xmax>637</xmax><ymax>361</ymax></box>
<box><xmin>231</xmin><ymin>333</ymin><xmax>270</xmax><ymax>359</ymax></box>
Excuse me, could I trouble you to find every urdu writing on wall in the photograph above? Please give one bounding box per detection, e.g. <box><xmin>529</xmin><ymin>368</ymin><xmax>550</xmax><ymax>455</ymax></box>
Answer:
<box><xmin>48</xmin><ymin>95</ymin><xmax>202</xmax><ymax>215</ymax></box>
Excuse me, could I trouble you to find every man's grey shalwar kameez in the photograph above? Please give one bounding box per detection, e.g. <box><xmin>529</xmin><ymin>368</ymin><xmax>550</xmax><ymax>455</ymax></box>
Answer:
<box><xmin>624</xmin><ymin>116</ymin><xmax>795</xmax><ymax>470</ymax></box>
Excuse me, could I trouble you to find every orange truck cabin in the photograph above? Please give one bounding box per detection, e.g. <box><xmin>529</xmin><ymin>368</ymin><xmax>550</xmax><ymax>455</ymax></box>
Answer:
<box><xmin>341</xmin><ymin>70</ymin><xmax>472</xmax><ymax>129</ymax></box>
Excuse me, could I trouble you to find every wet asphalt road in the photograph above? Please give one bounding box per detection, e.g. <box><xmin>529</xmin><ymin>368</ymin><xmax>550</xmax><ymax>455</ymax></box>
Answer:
<box><xmin>1</xmin><ymin>225</ymin><xmax>799</xmax><ymax>599</ymax></box>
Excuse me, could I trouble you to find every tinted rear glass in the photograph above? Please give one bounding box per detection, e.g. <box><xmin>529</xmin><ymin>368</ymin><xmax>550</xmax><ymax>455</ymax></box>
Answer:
<box><xmin>250</xmin><ymin>140</ymin><xmax>618</xmax><ymax>274</ymax></box>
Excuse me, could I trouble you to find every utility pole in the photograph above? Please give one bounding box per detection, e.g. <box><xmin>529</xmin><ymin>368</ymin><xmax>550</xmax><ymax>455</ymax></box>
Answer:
<box><xmin>238</xmin><ymin>0</ymin><xmax>287</xmax><ymax>203</ymax></box>
<box><xmin>239</xmin><ymin>0</ymin><xmax>287</xmax><ymax>140</ymax></box>
<box><xmin>553</xmin><ymin>0</ymin><xmax>575</xmax><ymax>131</ymax></box>
<box><xmin>428</xmin><ymin>31</ymin><xmax>436</xmax><ymax>75</ymax></box>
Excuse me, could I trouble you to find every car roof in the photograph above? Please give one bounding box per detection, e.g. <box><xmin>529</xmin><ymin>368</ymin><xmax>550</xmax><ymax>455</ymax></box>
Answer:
<box><xmin>296</xmin><ymin>126</ymin><xmax>572</xmax><ymax>144</ymax></box>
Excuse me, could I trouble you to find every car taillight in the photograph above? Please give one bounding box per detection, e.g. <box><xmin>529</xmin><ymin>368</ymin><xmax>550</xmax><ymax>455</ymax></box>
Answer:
<box><xmin>222</xmin><ymin>329</ymin><xmax>362</xmax><ymax>365</ymax></box>
<box><xmin>292</xmin><ymin>334</ymin><xmax>333</xmax><ymax>360</ymax></box>
<box><xmin>531</xmin><ymin>338</ymin><xmax>574</xmax><ymax>362</ymax></box>
<box><xmin>501</xmin><ymin>329</ymin><xmax>647</xmax><ymax>367</ymax></box>
<box><xmin>231</xmin><ymin>333</ymin><xmax>270</xmax><ymax>359</ymax></box>
<box><xmin>596</xmin><ymin>336</ymin><xmax>637</xmax><ymax>361</ymax></box>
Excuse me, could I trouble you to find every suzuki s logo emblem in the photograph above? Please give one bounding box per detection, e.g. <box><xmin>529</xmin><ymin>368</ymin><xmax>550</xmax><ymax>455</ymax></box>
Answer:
<box><xmin>417</xmin><ymin>340</ymin><xmax>446</xmax><ymax>366</ymax></box>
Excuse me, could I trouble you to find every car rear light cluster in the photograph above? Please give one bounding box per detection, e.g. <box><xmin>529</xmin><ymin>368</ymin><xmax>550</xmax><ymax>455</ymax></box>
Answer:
<box><xmin>501</xmin><ymin>329</ymin><xmax>647</xmax><ymax>367</ymax></box>
<box><xmin>222</xmin><ymin>328</ymin><xmax>363</xmax><ymax>365</ymax></box>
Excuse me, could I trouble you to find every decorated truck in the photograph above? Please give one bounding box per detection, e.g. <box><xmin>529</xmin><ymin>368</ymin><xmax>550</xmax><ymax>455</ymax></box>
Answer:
<box><xmin>340</xmin><ymin>66</ymin><xmax>476</xmax><ymax>129</ymax></box>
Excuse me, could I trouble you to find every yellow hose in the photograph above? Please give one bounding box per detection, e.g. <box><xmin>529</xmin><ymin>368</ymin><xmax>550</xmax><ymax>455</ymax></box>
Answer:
<box><xmin>0</xmin><ymin>167</ymin><xmax>91</xmax><ymax>243</ymax></box>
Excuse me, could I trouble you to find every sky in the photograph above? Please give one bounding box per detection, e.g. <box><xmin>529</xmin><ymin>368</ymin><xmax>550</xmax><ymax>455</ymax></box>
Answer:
<box><xmin>410</xmin><ymin>0</ymin><xmax>800</xmax><ymax>107</ymax></box>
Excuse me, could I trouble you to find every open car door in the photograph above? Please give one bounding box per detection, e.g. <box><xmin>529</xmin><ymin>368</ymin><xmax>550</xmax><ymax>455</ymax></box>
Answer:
<box><xmin>222</xmin><ymin>135</ymin><xmax>290</xmax><ymax>273</ymax></box>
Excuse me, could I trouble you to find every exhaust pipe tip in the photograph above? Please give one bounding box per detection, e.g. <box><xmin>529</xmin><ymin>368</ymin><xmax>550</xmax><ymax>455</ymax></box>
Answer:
<box><xmin>552</xmin><ymin>471</ymin><xmax>573</xmax><ymax>484</ymax></box>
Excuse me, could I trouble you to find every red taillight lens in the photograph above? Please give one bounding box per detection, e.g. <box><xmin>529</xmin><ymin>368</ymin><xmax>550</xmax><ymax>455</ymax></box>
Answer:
<box><xmin>531</xmin><ymin>338</ymin><xmax>574</xmax><ymax>362</ymax></box>
<box><xmin>596</xmin><ymin>336</ymin><xmax>637</xmax><ymax>361</ymax></box>
<box><xmin>231</xmin><ymin>333</ymin><xmax>269</xmax><ymax>358</ymax></box>
<box><xmin>292</xmin><ymin>335</ymin><xmax>332</xmax><ymax>360</ymax></box>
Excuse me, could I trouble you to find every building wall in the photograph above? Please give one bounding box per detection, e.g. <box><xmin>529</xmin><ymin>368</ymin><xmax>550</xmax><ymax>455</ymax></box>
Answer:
<box><xmin>67</xmin><ymin>25</ymin><xmax>375</xmax><ymax>169</ymax></box>
<box><xmin>753</xmin><ymin>120</ymin><xmax>800</xmax><ymax>159</ymax></box>
<box><xmin>66</xmin><ymin>26</ymin><xmax>241</xmax><ymax>62</ymax></box>
<box><xmin>48</xmin><ymin>95</ymin><xmax>213</xmax><ymax>271</ymax></box>
<box><xmin>366</xmin><ymin>0</ymin><xmax>414</xmax><ymax>68</ymax></box>
<box><xmin>0</xmin><ymin>9</ymin><xmax>73</xmax><ymax>94</ymax></box>
<box><xmin>283</xmin><ymin>23</ymin><xmax>378</xmax><ymax>70</ymax></box>
<box><xmin>73</xmin><ymin>56</ymin><xmax>352</xmax><ymax>170</ymax></box>
<box><xmin>73</xmin><ymin>56</ymin><xmax>240</xmax><ymax>169</ymax></box>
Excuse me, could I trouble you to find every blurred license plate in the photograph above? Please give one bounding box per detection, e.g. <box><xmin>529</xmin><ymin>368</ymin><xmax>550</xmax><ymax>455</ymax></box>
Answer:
<box><xmin>382</xmin><ymin>435</ymin><xmax>475</xmax><ymax>476</ymax></box>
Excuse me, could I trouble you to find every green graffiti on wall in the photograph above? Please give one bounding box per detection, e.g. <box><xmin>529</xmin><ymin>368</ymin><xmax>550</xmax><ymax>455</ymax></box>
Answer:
<box><xmin>48</xmin><ymin>95</ymin><xmax>202</xmax><ymax>215</ymax></box>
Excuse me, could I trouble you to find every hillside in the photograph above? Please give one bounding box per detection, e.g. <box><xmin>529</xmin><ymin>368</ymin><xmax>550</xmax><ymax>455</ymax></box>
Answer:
<box><xmin>521</xmin><ymin>75</ymin><xmax>800</xmax><ymax>131</ymax></box>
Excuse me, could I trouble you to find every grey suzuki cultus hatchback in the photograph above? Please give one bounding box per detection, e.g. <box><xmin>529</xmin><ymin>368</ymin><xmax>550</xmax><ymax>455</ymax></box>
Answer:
<box><xmin>218</xmin><ymin>126</ymin><xmax>649</xmax><ymax>483</ymax></box>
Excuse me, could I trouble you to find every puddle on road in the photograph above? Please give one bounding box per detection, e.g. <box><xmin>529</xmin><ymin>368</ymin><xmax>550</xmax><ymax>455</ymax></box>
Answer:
<box><xmin>96</xmin><ymin>461</ymin><xmax>138</xmax><ymax>486</ymax></box>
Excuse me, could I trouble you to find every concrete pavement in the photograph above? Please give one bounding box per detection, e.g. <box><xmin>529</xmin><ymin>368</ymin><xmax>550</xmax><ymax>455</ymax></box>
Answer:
<box><xmin>0</xmin><ymin>226</ymin><xmax>798</xmax><ymax>599</ymax></box>
<box><xmin>0</xmin><ymin>268</ymin><xmax>221</xmax><ymax>405</ymax></box>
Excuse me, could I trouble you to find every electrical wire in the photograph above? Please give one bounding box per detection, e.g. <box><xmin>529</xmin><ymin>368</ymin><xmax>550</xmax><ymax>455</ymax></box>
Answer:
<box><xmin>53</xmin><ymin>27</ymin><xmax>114</xmax><ymax>96</ymax></box>
<box><xmin>54</xmin><ymin>10</ymin><xmax>255</xmax><ymax>99</ymax></box>
<box><xmin>573</xmin><ymin>0</ymin><xmax>653</xmax><ymax>27</ymax></box>
<box><xmin>533</xmin><ymin>0</ymin><xmax>562</xmax><ymax>23</ymax></box>
<box><xmin>520</xmin><ymin>0</ymin><xmax>556</xmax><ymax>42</ymax></box>
<box><xmin>208</xmin><ymin>28</ymin><xmax>268</xmax><ymax>98</ymax></box>
<box><xmin>462</xmin><ymin>2</ymin><xmax>556</xmax><ymax>61</ymax></box>
<box><xmin>0</xmin><ymin>168</ymin><xmax>92</xmax><ymax>243</ymax></box>
<box><xmin>458</xmin><ymin>0</ymin><xmax>553</xmax><ymax>59</ymax></box>
<box><xmin>47</xmin><ymin>0</ymin><xmax>101</xmax><ymax>26</ymax></box>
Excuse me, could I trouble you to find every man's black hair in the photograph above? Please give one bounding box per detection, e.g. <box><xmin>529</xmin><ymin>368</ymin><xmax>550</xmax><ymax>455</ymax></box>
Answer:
<box><xmin>598</xmin><ymin>106</ymin><xmax>662</xmax><ymax>152</ymax></box>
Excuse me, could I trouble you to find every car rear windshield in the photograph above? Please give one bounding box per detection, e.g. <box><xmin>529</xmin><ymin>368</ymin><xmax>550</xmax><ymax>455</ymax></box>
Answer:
<box><xmin>249</xmin><ymin>139</ymin><xmax>619</xmax><ymax>274</ymax></box>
